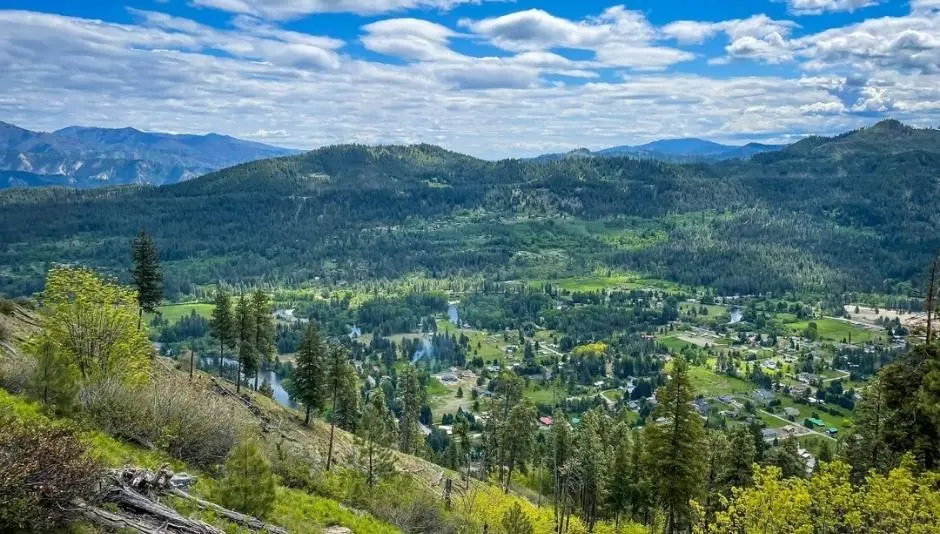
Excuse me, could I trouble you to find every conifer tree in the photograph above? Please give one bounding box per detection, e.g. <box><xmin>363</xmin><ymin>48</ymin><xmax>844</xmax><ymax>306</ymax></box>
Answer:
<box><xmin>606</xmin><ymin>421</ymin><xmax>633</xmax><ymax>527</ymax></box>
<box><xmin>27</xmin><ymin>337</ymin><xmax>78</xmax><ymax>415</ymax></box>
<box><xmin>234</xmin><ymin>295</ymin><xmax>256</xmax><ymax>393</ymax></box>
<box><xmin>130</xmin><ymin>231</ymin><xmax>162</xmax><ymax>331</ymax></box>
<box><xmin>501</xmin><ymin>398</ymin><xmax>538</xmax><ymax>493</ymax></box>
<box><xmin>292</xmin><ymin>322</ymin><xmax>326</xmax><ymax>426</ymax></box>
<box><xmin>769</xmin><ymin>437</ymin><xmax>806</xmax><ymax>479</ymax></box>
<box><xmin>214</xmin><ymin>440</ymin><xmax>276</xmax><ymax>518</ymax></box>
<box><xmin>577</xmin><ymin>409</ymin><xmax>609</xmax><ymax>530</ymax></box>
<box><xmin>501</xmin><ymin>503</ymin><xmax>534</xmax><ymax>534</ymax></box>
<box><xmin>325</xmin><ymin>345</ymin><xmax>353</xmax><ymax>470</ymax></box>
<box><xmin>356</xmin><ymin>391</ymin><xmax>396</xmax><ymax>487</ymax></box>
<box><xmin>398</xmin><ymin>365</ymin><xmax>422</xmax><ymax>455</ymax></box>
<box><xmin>333</xmin><ymin>360</ymin><xmax>359</xmax><ymax>433</ymax></box>
<box><xmin>209</xmin><ymin>289</ymin><xmax>235</xmax><ymax>377</ymax></box>
<box><xmin>251</xmin><ymin>290</ymin><xmax>275</xmax><ymax>391</ymax></box>
<box><xmin>644</xmin><ymin>357</ymin><xmax>706</xmax><ymax>534</ymax></box>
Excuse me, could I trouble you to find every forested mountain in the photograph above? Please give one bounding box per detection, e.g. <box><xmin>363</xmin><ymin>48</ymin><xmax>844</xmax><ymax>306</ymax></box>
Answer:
<box><xmin>534</xmin><ymin>138</ymin><xmax>783</xmax><ymax>162</ymax></box>
<box><xmin>0</xmin><ymin>121</ymin><xmax>299</xmax><ymax>188</ymax></box>
<box><xmin>1</xmin><ymin>120</ymin><xmax>938</xmax><ymax>297</ymax></box>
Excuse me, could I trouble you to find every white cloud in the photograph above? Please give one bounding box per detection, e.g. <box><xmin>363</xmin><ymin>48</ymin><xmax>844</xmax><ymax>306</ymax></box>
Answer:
<box><xmin>190</xmin><ymin>0</ymin><xmax>499</xmax><ymax>19</ymax></box>
<box><xmin>782</xmin><ymin>0</ymin><xmax>880</xmax><ymax>15</ymax></box>
<box><xmin>460</xmin><ymin>6</ymin><xmax>693</xmax><ymax>70</ymax></box>
<box><xmin>1</xmin><ymin>5</ymin><xmax>940</xmax><ymax>159</ymax></box>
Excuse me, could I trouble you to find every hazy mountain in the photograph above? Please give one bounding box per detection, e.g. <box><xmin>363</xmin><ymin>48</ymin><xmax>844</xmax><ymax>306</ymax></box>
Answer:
<box><xmin>534</xmin><ymin>138</ymin><xmax>784</xmax><ymax>162</ymax></box>
<box><xmin>0</xmin><ymin>121</ymin><xmax>301</xmax><ymax>188</ymax></box>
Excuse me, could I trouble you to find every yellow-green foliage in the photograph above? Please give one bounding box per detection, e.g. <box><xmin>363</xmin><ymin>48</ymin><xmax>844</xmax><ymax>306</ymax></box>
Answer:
<box><xmin>695</xmin><ymin>460</ymin><xmax>940</xmax><ymax>534</ymax></box>
<box><xmin>38</xmin><ymin>267</ymin><xmax>151</xmax><ymax>383</ymax></box>
<box><xmin>573</xmin><ymin>342</ymin><xmax>608</xmax><ymax>357</ymax></box>
<box><xmin>461</xmin><ymin>485</ymin><xmax>646</xmax><ymax>534</ymax></box>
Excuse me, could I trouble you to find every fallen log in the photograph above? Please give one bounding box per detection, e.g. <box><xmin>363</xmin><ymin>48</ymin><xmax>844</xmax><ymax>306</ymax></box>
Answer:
<box><xmin>77</xmin><ymin>467</ymin><xmax>287</xmax><ymax>534</ymax></box>
<box><xmin>169</xmin><ymin>488</ymin><xmax>288</xmax><ymax>534</ymax></box>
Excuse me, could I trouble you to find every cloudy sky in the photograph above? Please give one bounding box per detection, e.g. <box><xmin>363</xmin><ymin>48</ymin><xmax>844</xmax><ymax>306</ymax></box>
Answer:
<box><xmin>1</xmin><ymin>0</ymin><xmax>939</xmax><ymax>158</ymax></box>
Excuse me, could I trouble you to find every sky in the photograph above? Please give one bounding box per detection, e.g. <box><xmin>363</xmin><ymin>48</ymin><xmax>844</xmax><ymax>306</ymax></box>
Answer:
<box><xmin>0</xmin><ymin>0</ymin><xmax>939</xmax><ymax>158</ymax></box>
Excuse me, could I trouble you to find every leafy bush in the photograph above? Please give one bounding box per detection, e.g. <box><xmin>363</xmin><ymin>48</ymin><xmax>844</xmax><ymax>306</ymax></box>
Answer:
<box><xmin>80</xmin><ymin>377</ymin><xmax>246</xmax><ymax>467</ymax></box>
<box><xmin>0</xmin><ymin>297</ymin><xmax>15</xmax><ymax>315</ymax></box>
<box><xmin>0</xmin><ymin>414</ymin><xmax>103</xmax><ymax>530</ymax></box>
<box><xmin>0</xmin><ymin>351</ymin><xmax>34</xmax><ymax>394</ymax></box>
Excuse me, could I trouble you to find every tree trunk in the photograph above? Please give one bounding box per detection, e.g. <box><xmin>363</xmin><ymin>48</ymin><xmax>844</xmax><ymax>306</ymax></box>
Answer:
<box><xmin>218</xmin><ymin>339</ymin><xmax>224</xmax><ymax>377</ymax></box>
<box><xmin>327</xmin><ymin>387</ymin><xmax>338</xmax><ymax>470</ymax></box>
<box><xmin>189</xmin><ymin>349</ymin><xmax>194</xmax><ymax>380</ymax></box>
<box><xmin>236</xmin><ymin>358</ymin><xmax>241</xmax><ymax>393</ymax></box>
<box><xmin>138</xmin><ymin>307</ymin><xmax>143</xmax><ymax>332</ymax></box>
<box><xmin>305</xmin><ymin>404</ymin><xmax>311</xmax><ymax>426</ymax></box>
<box><xmin>504</xmin><ymin>448</ymin><xmax>515</xmax><ymax>494</ymax></box>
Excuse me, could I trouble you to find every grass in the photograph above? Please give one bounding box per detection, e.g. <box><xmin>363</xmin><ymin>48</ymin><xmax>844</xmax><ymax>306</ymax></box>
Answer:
<box><xmin>785</xmin><ymin>318</ymin><xmax>879</xmax><ymax>344</ymax></box>
<box><xmin>684</xmin><ymin>365</ymin><xmax>755</xmax><ymax>397</ymax></box>
<box><xmin>522</xmin><ymin>382</ymin><xmax>567</xmax><ymax>405</ymax></box>
<box><xmin>154</xmin><ymin>303</ymin><xmax>216</xmax><ymax>323</ymax></box>
<box><xmin>426</xmin><ymin>377</ymin><xmax>449</xmax><ymax>397</ymax></box>
<box><xmin>776</xmin><ymin>397</ymin><xmax>853</xmax><ymax>433</ymax></box>
<box><xmin>602</xmin><ymin>389</ymin><xmax>622</xmax><ymax>402</ymax></box>
<box><xmin>659</xmin><ymin>336</ymin><xmax>694</xmax><ymax>352</ymax></box>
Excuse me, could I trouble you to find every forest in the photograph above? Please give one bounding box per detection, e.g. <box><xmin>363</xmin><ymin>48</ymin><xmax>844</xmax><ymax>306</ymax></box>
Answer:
<box><xmin>1</xmin><ymin>120</ymin><xmax>940</xmax><ymax>298</ymax></box>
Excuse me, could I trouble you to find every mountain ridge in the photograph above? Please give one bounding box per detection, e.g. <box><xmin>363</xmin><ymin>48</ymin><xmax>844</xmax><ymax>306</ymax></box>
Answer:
<box><xmin>0</xmin><ymin>121</ymin><xmax>301</xmax><ymax>189</ymax></box>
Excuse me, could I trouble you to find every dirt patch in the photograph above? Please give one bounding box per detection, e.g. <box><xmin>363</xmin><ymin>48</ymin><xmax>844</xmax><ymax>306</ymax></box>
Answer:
<box><xmin>845</xmin><ymin>305</ymin><xmax>926</xmax><ymax>329</ymax></box>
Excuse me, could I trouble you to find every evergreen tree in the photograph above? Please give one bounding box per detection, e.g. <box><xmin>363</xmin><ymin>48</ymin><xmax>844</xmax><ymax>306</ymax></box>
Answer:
<box><xmin>130</xmin><ymin>231</ymin><xmax>162</xmax><ymax>331</ymax></box>
<box><xmin>208</xmin><ymin>289</ymin><xmax>235</xmax><ymax>377</ymax></box>
<box><xmin>214</xmin><ymin>440</ymin><xmax>276</xmax><ymax>518</ymax></box>
<box><xmin>325</xmin><ymin>345</ymin><xmax>353</xmax><ymax>470</ymax></box>
<box><xmin>644</xmin><ymin>357</ymin><xmax>706</xmax><ymax>534</ymax></box>
<box><xmin>501</xmin><ymin>399</ymin><xmax>538</xmax><ymax>493</ymax></box>
<box><xmin>334</xmin><ymin>360</ymin><xmax>359</xmax><ymax>433</ymax></box>
<box><xmin>769</xmin><ymin>437</ymin><xmax>806</xmax><ymax>479</ymax></box>
<box><xmin>501</xmin><ymin>503</ymin><xmax>534</xmax><ymax>534</ymax></box>
<box><xmin>292</xmin><ymin>322</ymin><xmax>326</xmax><ymax>426</ymax></box>
<box><xmin>455</xmin><ymin>415</ymin><xmax>472</xmax><ymax>489</ymax></box>
<box><xmin>234</xmin><ymin>295</ymin><xmax>256</xmax><ymax>393</ymax></box>
<box><xmin>606</xmin><ymin>422</ymin><xmax>633</xmax><ymax>527</ymax></box>
<box><xmin>251</xmin><ymin>289</ymin><xmax>275</xmax><ymax>390</ymax></box>
<box><xmin>355</xmin><ymin>391</ymin><xmax>396</xmax><ymax>487</ymax></box>
<box><xmin>577</xmin><ymin>408</ymin><xmax>608</xmax><ymax>530</ymax></box>
<box><xmin>398</xmin><ymin>365</ymin><xmax>422</xmax><ymax>455</ymax></box>
<box><xmin>27</xmin><ymin>338</ymin><xmax>78</xmax><ymax>415</ymax></box>
<box><xmin>723</xmin><ymin>424</ymin><xmax>756</xmax><ymax>490</ymax></box>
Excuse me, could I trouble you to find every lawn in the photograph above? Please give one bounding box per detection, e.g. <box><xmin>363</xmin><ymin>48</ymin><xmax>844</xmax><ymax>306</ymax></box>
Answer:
<box><xmin>523</xmin><ymin>383</ymin><xmax>567</xmax><ymax>405</ymax></box>
<box><xmin>659</xmin><ymin>336</ymin><xmax>694</xmax><ymax>352</ymax></box>
<box><xmin>776</xmin><ymin>397</ymin><xmax>854</xmax><ymax>433</ymax></box>
<box><xmin>684</xmin><ymin>365</ymin><xmax>755</xmax><ymax>397</ymax></box>
<box><xmin>155</xmin><ymin>303</ymin><xmax>215</xmax><ymax>323</ymax></box>
<box><xmin>602</xmin><ymin>389</ymin><xmax>623</xmax><ymax>402</ymax></box>
<box><xmin>786</xmin><ymin>318</ymin><xmax>880</xmax><ymax>344</ymax></box>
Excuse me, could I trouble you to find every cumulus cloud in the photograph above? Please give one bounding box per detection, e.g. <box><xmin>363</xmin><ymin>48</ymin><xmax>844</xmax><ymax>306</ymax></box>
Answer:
<box><xmin>459</xmin><ymin>6</ymin><xmax>693</xmax><ymax>69</ymax></box>
<box><xmin>782</xmin><ymin>0</ymin><xmax>880</xmax><ymax>15</ymax></box>
<box><xmin>1</xmin><ymin>4</ymin><xmax>940</xmax><ymax>158</ymax></box>
<box><xmin>190</xmin><ymin>0</ymin><xmax>500</xmax><ymax>19</ymax></box>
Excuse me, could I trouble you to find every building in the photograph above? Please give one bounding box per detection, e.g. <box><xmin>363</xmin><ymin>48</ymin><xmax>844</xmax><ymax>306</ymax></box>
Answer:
<box><xmin>784</xmin><ymin>407</ymin><xmax>800</xmax><ymax>418</ymax></box>
<box><xmin>804</xmin><ymin>417</ymin><xmax>825</xmax><ymax>428</ymax></box>
<box><xmin>538</xmin><ymin>416</ymin><xmax>553</xmax><ymax>427</ymax></box>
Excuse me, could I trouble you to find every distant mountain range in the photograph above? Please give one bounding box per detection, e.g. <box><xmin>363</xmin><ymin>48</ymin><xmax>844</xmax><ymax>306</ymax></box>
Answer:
<box><xmin>533</xmin><ymin>138</ymin><xmax>784</xmax><ymax>163</ymax></box>
<box><xmin>0</xmin><ymin>122</ymin><xmax>301</xmax><ymax>189</ymax></box>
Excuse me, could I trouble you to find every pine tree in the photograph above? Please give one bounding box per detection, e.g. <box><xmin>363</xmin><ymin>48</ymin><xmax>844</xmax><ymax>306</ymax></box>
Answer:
<box><xmin>292</xmin><ymin>322</ymin><xmax>326</xmax><ymax>426</ymax></box>
<box><xmin>769</xmin><ymin>437</ymin><xmax>806</xmax><ymax>479</ymax></box>
<box><xmin>214</xmin><ymin>440</ymin><xmax>276</xmax><ymax>518</ymax></box>
<box><xmin>325</xmin><ymin>345</ymin><xmax>353</xmax><ymax>470</ymax></box>
<box><xmin>501</xmin><ymin>399</ymin><xmax>538</xmax><ymax>493</ymax></box>
<box><xmin>398</xmin><ymin>365</ymin><xmax>422</xmax><ymax>455</ymax></box>
<box><xmin>501</xmin><ymin>503</ymin><xmax>534</xmax><ymax>534</ymax></box>
<box><xmin>723</xmin><ymin>424</ymin><xmax>756</xmax><ymax>490</ymax></box>
<box><xmin>577</xmin><ymin>408</ymin><xmax>609</xmax><ymax>530</ymax></box>
<box><xmin>644</xmin><ymin>357</ymin><xmax>706</xmax><ymax>534</ymax></box>
<box><xmin>251</xmin><ymin>290</ymin><xmax>275</xmax><ymax>391</ymax></box>
<box><xmin>27</xmin><ymin>338</ymin><xmax>78</xmax><ymax>415</ymax></box>
<box><xmin>455</xmin><ymin>415</ymin><xmax>472</xmax><ymax>489</ymax></box>
<box><xmin>606</xmin><ymin>421</ymin><xmax>633</xmax><ymax>527</ymax></box>
<box><xmin>209</xmin><ymin>289</ymin><xmax>235</xmax><ymax>377</ymax></box>
<box><xmin>355</xmin><ymin>391</ymin><xmax>396</xmax><ymax>487</ymax></box>
<box><xmin>334</xmin><ymin>360</ymin><xmax>359</xmax><ymax>433</ymax></box>
<box><xmin>234</xmin><ymin>295</ymin><xmax>256</xmax><ymax>393</ymax></box>
<box><xmin>130</xmin><ymin>231</ymin><xmax>162</xmax><ymax>331</ymax></box>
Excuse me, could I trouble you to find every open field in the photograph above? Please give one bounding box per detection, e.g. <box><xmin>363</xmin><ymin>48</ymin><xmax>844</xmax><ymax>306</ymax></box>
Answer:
<box><xmin>786</xmin><ymin>317</ymin><xmax>881</xmax><ymax>344</ymax></box>
<box><xmin>153</xmin><ymin>302</ymin><xmax>215</xmax><ymax>323</ymax></box>
<box><xmin>659</xmin><ymin>336</ymin><xmax>694</xmax><ymax>352</ymax></box>
<box><xmin>684</xmin><ymin>364</ymin><xmax>755</xmax><ymax>396</ymax></box>
<box><xmin>845</xmin><ymin>304</ymin><xmax>927</xmax><ymax>329</ymax></box>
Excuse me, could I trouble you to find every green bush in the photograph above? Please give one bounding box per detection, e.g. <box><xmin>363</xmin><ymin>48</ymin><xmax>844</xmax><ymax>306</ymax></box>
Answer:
<box><xmin>0</xmin><ymin>298</ymin><xmax>15</xmax><ymax>316</ymax></box>
<box><xmin>0</xmin><ymin>414</ymin><xmax>103</xmax><ymax>530</ymax></box>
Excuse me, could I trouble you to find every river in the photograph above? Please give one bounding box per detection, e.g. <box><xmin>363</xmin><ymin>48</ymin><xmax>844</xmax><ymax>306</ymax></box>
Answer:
<box><xmin>448</xmin><ymin>303</ymin><xmax>459</xmax><ymax>324</ymax></box>
<box><xmin>203</xmin><ymin>357</ymin><xmax>295</xmax><ymax>408</ymax></box>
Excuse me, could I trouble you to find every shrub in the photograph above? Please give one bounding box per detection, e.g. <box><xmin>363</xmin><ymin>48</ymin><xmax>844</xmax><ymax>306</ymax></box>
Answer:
<box><xmin>0</xmin><ymin>352</ymin><xmax>35</xmax><ymax>394</ymax></box>
<box><xmin>0</xmin><ymin>298</ymin><xmax>15</xmax><ymax>316</ymax></box>
<box><xmin>0</xmin><ymin>414</ymin><xmax>103</xmax><ymax>530</ymax></box>
<box><xmin>215</xmin><ymin>440</ymin><xmax>277</xmax><ymax>518</ymax></box>
<box><xmin>502</xmin><ymin>503</ymin><xmax>534</xmax><ymax>534</ymax></box>
<box><xmin>0</xmin><ymin>322</ymin><xmax>8</xmax><ymax>342</ymax></box>
<box><xmin>80</xmin><ymin>377</ymin><xmax>246</xmax><ymax>467</ymax></box>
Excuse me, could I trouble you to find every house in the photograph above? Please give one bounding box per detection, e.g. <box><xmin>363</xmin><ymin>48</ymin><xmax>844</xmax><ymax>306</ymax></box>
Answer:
<box><xmin>789</xmin><ymin>383</ymin><xmax>810</xmax><ymax>397</ymax></box>
<box><xmin>761</xmin><ymin>428</ymin><xmax>778</xmax><ymax>440</ymax></box>
<box><xmin>826</xmin><ymin>427</ymin><xmax>839</xmax><ymax>435</ymax></box>
<box><xmin>365</xmin><ymin>375</ymin><xmax>377</xmax><ymax>388</ymax></box>
<box><xmin>784</xmin><ymin>407</ymin><xmax>800</xmax><ymax>418</ymax></box>
<box><xmin>694</xmin><ymin>399</ymin><xmax>711</xmax><ymax>416</ymax></box>
<box><xmin>804</xmin><ymin>417</ymin><xmax>825</xmax><ymax>428</ymax></box>
<box><xmin>539</xmin><ymin>416</ymin><xmax>553</xmax><ymax>427</ymax></box>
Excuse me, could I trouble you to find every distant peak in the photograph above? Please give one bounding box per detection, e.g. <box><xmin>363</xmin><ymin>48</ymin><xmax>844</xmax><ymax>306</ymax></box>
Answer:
<box><xmin>869</xmin><ymin>119</ymin><xmax>909</xmax><ymax>132</ymax></box>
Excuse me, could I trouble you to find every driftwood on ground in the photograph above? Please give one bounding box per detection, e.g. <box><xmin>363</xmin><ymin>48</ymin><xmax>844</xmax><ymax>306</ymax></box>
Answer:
<box><xmin>75</xmin><ymin>466</ymin><xmax>287</xmax><ymax>534</ymax></box>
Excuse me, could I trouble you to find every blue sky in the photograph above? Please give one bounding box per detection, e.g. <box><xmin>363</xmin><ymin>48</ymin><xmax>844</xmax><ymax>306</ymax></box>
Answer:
<box><xmin>0</xmin><ymin>0</ymin><xmax>938</xmax><ymax>158</ymax></box>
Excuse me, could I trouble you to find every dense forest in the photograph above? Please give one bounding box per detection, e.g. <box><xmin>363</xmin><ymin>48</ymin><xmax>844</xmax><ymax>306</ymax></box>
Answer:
<box><xmin>1</xmin><ymin>119</ymin><xmax>939</xmax><ymax>297</ymax></box>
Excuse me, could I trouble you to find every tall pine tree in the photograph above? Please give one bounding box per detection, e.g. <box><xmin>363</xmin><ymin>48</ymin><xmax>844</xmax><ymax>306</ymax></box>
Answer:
<box><xmin>130</xmin><ymin>231</ymin><xmax>162</xmax><ymax>331</ymax></box>
<box><xmin>209</xmin><ymin>289</ymin><xmax>235</xmax><ymax>378</ymax></box>
<box><xmin>292</xmin><ymin>322</ymin><xmax>326</xmax><ymax>426</ymax></box>
<box><xmin>234</xmin><ymin>295</ymin><xmax>256</xmax><ymax>393</ymax></box>
<box><xmin>398</xmin><ymin>365</ymin><xmax>422</xmax><ymax>455</ymax></box>
<box><xmin>325</xmin><ymin>345</ymin><xmax>354</xmax><ymax>470</ymax></box>
<box><xmin>644</xmin><ymin>357</ymin><xmax>706</xmax><ymax>534</ymax></box>
<box><xmin>251</xmin><ymin>290</ymin><xmax>275</xmax><ymax>391</ymax></box>
<box><xmin>356</xmin><ymin>391</ymin><xmax>396</xmax><ymax>487</ymax></box>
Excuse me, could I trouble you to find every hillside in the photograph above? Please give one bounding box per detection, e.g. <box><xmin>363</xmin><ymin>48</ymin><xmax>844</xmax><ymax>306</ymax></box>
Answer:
<box><xmin>1</xmin><ymin>120</ymin><xmax>939</xmax><ymax>297</ymax></box>
<box><xmin>0</xmin><ymin>121</ymin><xmax>300</xmax><ymax>188</ymax></box>
<box><xmin>534</xmin><ymin>138</ymin><xmax>783</xmax><ymax>162</ymax></box>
